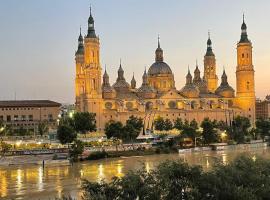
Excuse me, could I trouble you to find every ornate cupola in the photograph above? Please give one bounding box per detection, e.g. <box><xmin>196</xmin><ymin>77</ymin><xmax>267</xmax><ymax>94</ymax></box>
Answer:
<box><xmin>186</xmin><ymin>67</ymin><xmax>192</xmax><ymax>84</ymax></box>
<box><xmin>147</xmin><ymin>36</ymin><xmax>175</xmax><ymax>92</ymax></box>
<box><xmin>76</xmin><ymin>27</ymin><xmax>84</xmax><ymax>56</ymax></box>
<box><xmin>215</xmin><ymin>69</ymin><xmax>235</xmax><ymax>98</ymax></box>
<box><xmin>205</xmin><ymin>32</ymin><xmax>215</xmax><ymax>56</ymax></box>
<box><xmin>155</xmin><ymin>36</ymin><xmax>163</xmax><ymax>62</ymax></box>
<box><xmin>180</xmin><ymin>67</ymin><xmax>200</xmax><ymax>98</ymax></box>
<box><xmin>239</xmin><ymin>14</ymin><xmax>250</xmax><ymax>43</ymax></box>
<box><xmin>137</xmin><ymin>69</ymin><xmax>156</xmax><ymax>99</ymax></box>
<box><xmin>87</xmin><ymin>6</ymin><xmax>97</xmax><ymax>38</ymax></box>
<box><xmin>112</xmin><ymin>61</ymin><xmax>130</xmax><ymax>93</ymax></box>
<box><xmin>102</xmin><ymin>67</ymin><xmax>116</xmax><ymax>99</ymax></box>
<box><xmin>193</xmin><ymin>61</ymin><xmax>202</xmax><ymax>82</ymax></box>
<box><xmin>131</xmin><ymin>73</ymin><xmax>136</xmax><ymax>89</ymax></box>
<box><xmin>193</xmin><ymin>61</ymin><xmax>208</xmax><ymax>94</ymax></box>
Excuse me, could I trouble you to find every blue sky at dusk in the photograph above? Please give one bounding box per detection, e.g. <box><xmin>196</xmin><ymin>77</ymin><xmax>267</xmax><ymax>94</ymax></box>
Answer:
<box><xmin>0</xmin><ymin>0</ymin><xmax>269</xmax><ymax>103</ymax></box>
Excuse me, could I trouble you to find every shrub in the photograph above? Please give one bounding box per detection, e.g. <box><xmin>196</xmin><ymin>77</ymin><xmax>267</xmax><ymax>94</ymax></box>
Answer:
<box><xmin>86</xmin><ymin>151</ymin><xmax>108</xmax><ymax>160</ymax></box>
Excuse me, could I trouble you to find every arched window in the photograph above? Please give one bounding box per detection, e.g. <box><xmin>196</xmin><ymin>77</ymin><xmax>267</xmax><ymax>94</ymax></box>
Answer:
<box><xmin>242</xmin><ymin>53</ymin><xmax>245</xmax><ymax>58</ymax></box>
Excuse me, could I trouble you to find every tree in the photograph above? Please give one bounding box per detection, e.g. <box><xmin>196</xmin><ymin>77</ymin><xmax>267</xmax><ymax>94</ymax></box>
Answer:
<box><xmin>230</xmin><ymin>116</ymin><xmax>251</xmax><ymax>143</ymax></box>
<box><xmin>123</xmin><ymin>115</ymin><xmax>143</xmax><ymax>144</ymax></box>
<box><xmin>164</xmin><ymin>119</ymin><xmax>173</xmax><ymax>131</ymax></box>
<box><xmin>174</xmin><ymin>118</ymin><xmax>184</xmax><ymax>130</ymax></box>
<box><xmin>69</xmin><ymin>139</ymin><xmax>84</xmax><ymax>162</ymax></box>
<box><xmin>38</xmin><ymin>121</ymin><xmax>49</xmax><ymax>137</ymax></box>
<box><xmin>201</xmin><ymin>118</ymin><xmax>218</xmax><ymax>144</ymax></box>
<box><xmin>154</xmin><ymin>117</ymin><xmax>173</xmax><ymax>131</ymax></box>
<box><xmin>104</xmin><ymin>121</ymin><xmax>124</xmax><ymax>151</ymax></box>
<box><xmin>255</xmin><ymin>118</ymin><xmax>270</xmax><ymax>140</ymax></box>
<box><xmin>181</xmin><ymin>120</ymin><xmax>199</xmax><ymax>145</ymax></box>
<box><xmin>0</xmin><ymin>140</ymin><xmax>12</xmax><ymax>156</ymax></box>
<box><xmin>73</xmin><ymin>112</ymin><xmax>97</xmax><ymax>134</ymax></box>
<box><xmin>154</xmin><ymin>116</ymin><xmax>165</xmax><ymax>131</ymax></box>
<box><xmin>57</xmin><ymin>124</ymin><xmax>77</xmax><ymax>145</ymax></box>
<box><xmin>79</xmin><ymin>156</ymin><xmax>270</xmax><ymax>200</ymax></box>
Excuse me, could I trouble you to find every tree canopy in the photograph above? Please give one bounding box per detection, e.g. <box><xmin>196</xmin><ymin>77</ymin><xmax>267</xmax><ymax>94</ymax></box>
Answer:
<box><xmin>80</xmin><ymin>155</ymin><xmax>270</xmax><ymax>200</ymax></box>
<box><xmin>57</xmin><ymin>124</ymin><xmax>77</xmax><ymax>145</ymax></box>
<box><xmin>201</xmin><ymin>118</ymin><xmax>218</xmax><ymax>144</ymax></box>
<box><xmin>73</xmin><ymin>112</ymin><xmax>97</xmax><ymax>134</ymax></box>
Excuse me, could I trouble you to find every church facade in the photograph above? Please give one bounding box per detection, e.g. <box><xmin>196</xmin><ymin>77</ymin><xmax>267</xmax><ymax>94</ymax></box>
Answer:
<box><xmin>75</xmin><ymin>9</ymin><xmax>255</xmax><ymax>131</ymax></box>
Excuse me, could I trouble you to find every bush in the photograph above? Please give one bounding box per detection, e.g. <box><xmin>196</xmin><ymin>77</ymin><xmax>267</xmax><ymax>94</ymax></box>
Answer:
<box><xmin>86</xmin><ymin>151</ymin><xmax>108</xmax><ymax>160</ymax></box>
<box><xmin>155</xmin><ymin>147</ymin><xmax>161</xmax><ymax>154</ymax></box>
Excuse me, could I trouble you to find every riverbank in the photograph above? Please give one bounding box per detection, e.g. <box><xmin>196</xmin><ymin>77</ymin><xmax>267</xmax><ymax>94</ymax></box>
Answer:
<box><xmin>0</xmin><ymin>141</ymin><xmax>268</xmax><ymax>166</ymax></box>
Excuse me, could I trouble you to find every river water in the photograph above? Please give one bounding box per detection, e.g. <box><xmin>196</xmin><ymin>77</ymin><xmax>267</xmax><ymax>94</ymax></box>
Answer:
<box><xmin>0</xmin><ymin>147</ymin><xmax>270</xmax><ymax>200</ymax></box>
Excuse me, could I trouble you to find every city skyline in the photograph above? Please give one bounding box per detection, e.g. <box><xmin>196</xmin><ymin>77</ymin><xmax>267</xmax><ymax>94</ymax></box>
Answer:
<box><xmin>0</xmin><ymin>0</ymin><xmax>269</xmax><ymax>103</ymax></box>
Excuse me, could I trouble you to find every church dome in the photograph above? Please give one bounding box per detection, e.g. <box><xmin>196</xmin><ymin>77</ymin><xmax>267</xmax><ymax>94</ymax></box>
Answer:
<box><xmin>180</xmin><ymin>84</ymin><xmax>200</xmax><ymax>98</ymax></box>
<box><xmin>215</xmin><ymin>70</ymin><xmax>235</xmax><ymax>98</ymax></box>
<box><xmin>148</xmin><ymin>62</ymin><xmax>172</xmax><ymax>76</ymax></box>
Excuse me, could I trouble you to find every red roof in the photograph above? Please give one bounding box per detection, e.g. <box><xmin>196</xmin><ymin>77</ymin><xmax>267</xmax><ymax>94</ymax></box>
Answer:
<box><xmin>0</xmin><ymin>100</ymin><xmax>61</xmax><ymax>108</ymax></box>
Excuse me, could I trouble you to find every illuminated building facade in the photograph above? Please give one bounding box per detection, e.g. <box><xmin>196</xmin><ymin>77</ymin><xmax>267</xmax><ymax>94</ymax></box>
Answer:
<box><xmin>75</xmin><ymin>9</ymin><xmax>255</xmax><ymax>131</ymax></box>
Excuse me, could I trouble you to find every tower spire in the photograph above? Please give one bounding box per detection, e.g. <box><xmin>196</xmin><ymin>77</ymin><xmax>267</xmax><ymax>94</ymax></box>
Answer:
<box><xmin>158</xmin><ymin>34</ymin><xmax>160</xmax><ymax>48</ymax></box>
<box><xmin>240</xmin><ymin>13</ymin><xmax>249</xmax><ymax>43</ymax></box>
<box><xmin>87</xmin><ymin>5</ymin><xmax>97</xmax><ymax>38</ymax></box>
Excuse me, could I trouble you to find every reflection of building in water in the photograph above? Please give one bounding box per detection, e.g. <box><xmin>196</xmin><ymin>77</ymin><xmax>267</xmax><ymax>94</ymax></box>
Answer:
<box><xmin>75</xmin><ymin>9</ymin><xmax>256</xmax><ymax>131</ymax></box>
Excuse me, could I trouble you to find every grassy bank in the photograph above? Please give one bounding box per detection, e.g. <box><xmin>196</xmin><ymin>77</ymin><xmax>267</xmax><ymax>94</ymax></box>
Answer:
<box><xmin>85</xmin><ymin>146</ymin><xmax>177</xmax><ymax>161</ymax></box>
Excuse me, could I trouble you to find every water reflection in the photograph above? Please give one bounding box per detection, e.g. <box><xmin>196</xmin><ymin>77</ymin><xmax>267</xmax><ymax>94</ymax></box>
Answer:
<box><xmin>0</xmin><ymin>147</ymin><xmax>270</xmax><ymax>200</ymax></box>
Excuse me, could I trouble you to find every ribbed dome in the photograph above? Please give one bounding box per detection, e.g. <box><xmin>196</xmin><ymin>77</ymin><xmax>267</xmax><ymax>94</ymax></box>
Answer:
<box><xmin>180</xmin><ymin>84</ymin><xmax>200</xmax><ymax>98</ymax></box>
<box><xmin>215</xmin><ymin>85</ymin><xmax>235</xmax><ymax>98</ymax></box>
<box><xmin>148</xmin><ymin>62</ymin><xmax>172</xmax><ymax>76</ymax></box>
<box><xmin>215</xmin><ymin>70</ymin><xmax>235</xmax><ymax>98</ymax></box>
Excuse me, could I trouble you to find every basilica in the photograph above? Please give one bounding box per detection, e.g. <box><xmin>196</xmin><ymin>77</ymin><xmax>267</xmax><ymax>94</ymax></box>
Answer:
<box><xmin>75</xmin><ymin>9</ymin><xmax>255</xmax><ymax>131</ymax></box>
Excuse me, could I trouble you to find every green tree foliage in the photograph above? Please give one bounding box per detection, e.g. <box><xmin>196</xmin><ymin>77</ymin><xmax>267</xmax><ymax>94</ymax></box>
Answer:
<box><xmin>181</xmin><ymin>119</ymin><xmax>199</xmax><ymax>144</ymax></box>
<box><xmin>154</xmin><ymin>117</ymin><xmax>173</xmax><ymax>131</ymax></box>
<box><xmin>104</xmin><ymin>120</ymin><xmax>124</xmax><ymax>139</ymax></box>
<box><xmin>174</xmin><ymin>118</ymin><xmax>184</xmax><ymax>130</ymax></box>
<box><xmin>38</xmin><ymin>121</ymin><xmax>49</xmax><ymax>136</ymax></box>
<box><xmin>201</xmin><ymin>118</ymin><xmax>218</xmax><ymax>144</ymax></box>
<box><xmin>255</xmin><ymin>118</ymin><xmax>270</xmax><ymax>139</ymax></box>
<box><xmin>73</xmin><ymin>112</ymin><xmax>97</xmax><ymax>134</ymax></box>
<box><xmin>0</xmin><ymin>140</ymin><xmax>12</xmax><ymax>156</ymax></box>
<box><xmin>69</xmin><ymin>139</ymin><xmax>84</xmax><ymax>162</ymax></box>
<box><xmin>57</xmin><ymin>124</ymin><xmax>77</xmax><ymax>145</ymax></box>
<box><xmin>81</xmin><ymin>155</ymin><xmax>270</xmax><ymax>200</ymax></box>
<box><xmin>123</xmin><ymin>115</ymin><xmax>143</xmax><ymax>143</ymax></box>
<box><xmin>230</xmin><ymin>116</ymin><xmax>251</xmax><ymax>143</ymax></box>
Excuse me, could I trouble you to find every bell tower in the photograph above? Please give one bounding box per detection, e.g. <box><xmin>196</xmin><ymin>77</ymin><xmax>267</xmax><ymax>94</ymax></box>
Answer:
<box><xmin>75</xmin><ymin>7</ymin><xmax>103</xmax><ymax>129</ymax></box>
<box><xmin>235</xmin><ymin>15</ymin><xmax>255</xmax><ymax>124</ymax></box>
<box><xmin>204</xmin><ymin>32</ymin><xmax>218</xmax><ymax>93</ymax></box>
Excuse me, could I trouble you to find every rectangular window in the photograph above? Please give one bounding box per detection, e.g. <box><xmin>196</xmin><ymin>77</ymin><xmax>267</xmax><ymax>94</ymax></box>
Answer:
<box><xmin>48</xmin><ymin>114</ymin><xmax>53</xmax><ymax>122</ymax></box>
<box><xmin>7</xmin><ymin>115</ymin><xmax>11</xmax><ymax>122</ymax></box>
<box><xmin>21</xmin><ymin>115</ymin><xmax>26</xmax><ymax>121</ymax></box>
<box><xmin>14</xmin><ymin>115</ymin><xmax>19</xmax><ymax>121</ymax></box>
<box><xmin>29</xmin><ymin>115</ymin><xmax>33</xmax><ymax>121</ymax></box>
<box><xmin>0</xmin><ymin>116</ymin><xmax>3</xmax><ymax>121</ymax></box>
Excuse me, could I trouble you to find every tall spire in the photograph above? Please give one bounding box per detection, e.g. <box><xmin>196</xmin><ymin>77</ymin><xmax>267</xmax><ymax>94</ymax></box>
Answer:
<box><xmin>158</xmin><ymin>34</ymin><xmax>160</xmax><ymax>48</ymax></box>
<box><xmin>186</xmin><ymin>66</ymin><xmax>192</xmax><ymax>85</ymax></box>
<box><xmin>239</xmin><ymin>13</ymin><xmax>249</xmax><ymax>43</ymax></box>
<box><xmin>131</xmin><ymin>72</ymin><xmax>136</xmax><ymax>89</ymax></box>
<box><xmin>117</xmin><ymin>59</ymin><xmax>124</xmax><ymax>81</ymax></box>
<box><xmin>87</xmin><ymin>5</ymin><xmax>97</xmax><ymax>38</ymax></box>
<box><xmin>155</xmin><ymin>35</ymin><xmax>163</xmax><ymax>62</ymax></box>
<box><xmin>76</xmin><ymin>27</ymin><xmax>84</xmax><ymax>55</ymax></box>
<box><xmin>206</xmin><ymin>31</ymin><xmax>214</xmax><ymax>56</ymax></box>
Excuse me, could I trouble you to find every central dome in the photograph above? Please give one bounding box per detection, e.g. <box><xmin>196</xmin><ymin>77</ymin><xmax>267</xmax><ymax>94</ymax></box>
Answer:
<box><xmin>148</xmin><ymin>61</ymin><xmax>172</xmax><ymax>76</ymax></box>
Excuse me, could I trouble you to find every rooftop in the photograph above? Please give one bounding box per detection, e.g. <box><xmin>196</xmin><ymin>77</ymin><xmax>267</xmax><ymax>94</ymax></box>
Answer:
<box><xmin>0</xmin><ymin>100</ymin><xmax>61</xmax><ymax>108</ymax></box>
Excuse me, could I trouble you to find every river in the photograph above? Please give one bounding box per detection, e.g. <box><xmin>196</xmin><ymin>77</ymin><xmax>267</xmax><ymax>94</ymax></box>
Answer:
<box><xmin>0</xmin><ymin>146</ymin><xmax>270</xmax><ymax>200</ymax></box>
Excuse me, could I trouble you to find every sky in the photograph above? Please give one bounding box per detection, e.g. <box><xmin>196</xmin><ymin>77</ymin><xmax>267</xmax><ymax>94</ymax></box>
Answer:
<box><xmin>0</xmin><ymin>0</ymin><xmax>269</xmax><ymax>104</ymax></box>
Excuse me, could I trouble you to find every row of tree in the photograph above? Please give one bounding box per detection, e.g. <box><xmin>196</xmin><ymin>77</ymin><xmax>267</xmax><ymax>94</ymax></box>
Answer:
<box><xmin>104</xmin><ymin>116</ymin><xmax>143</xmax><ymax>150</ymax></box>
<box><xmin>79</xmin><ymin>155</ymin><xmax>270</xmax><ymax>200</ymax></box>
<box><xmin>153</xmin><ymin>116</ymin><xmax>261</xmax><ymax>145</ymax></box>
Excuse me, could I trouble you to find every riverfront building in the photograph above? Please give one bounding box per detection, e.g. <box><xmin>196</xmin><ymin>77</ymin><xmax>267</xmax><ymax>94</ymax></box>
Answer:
<box><xmin>75</xmin><ymin>9</ymin><xmax>256</xmax><ymax>131</ymax></box>
<box><xmin>0</xmin><ymin>100</ymin><xmax>61</xmax><ymax>134</ymax></box>
<box><xmin>256</xmin><ymin>96</ymin><xmax>270</xmax><ymax>120</ymax></box>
